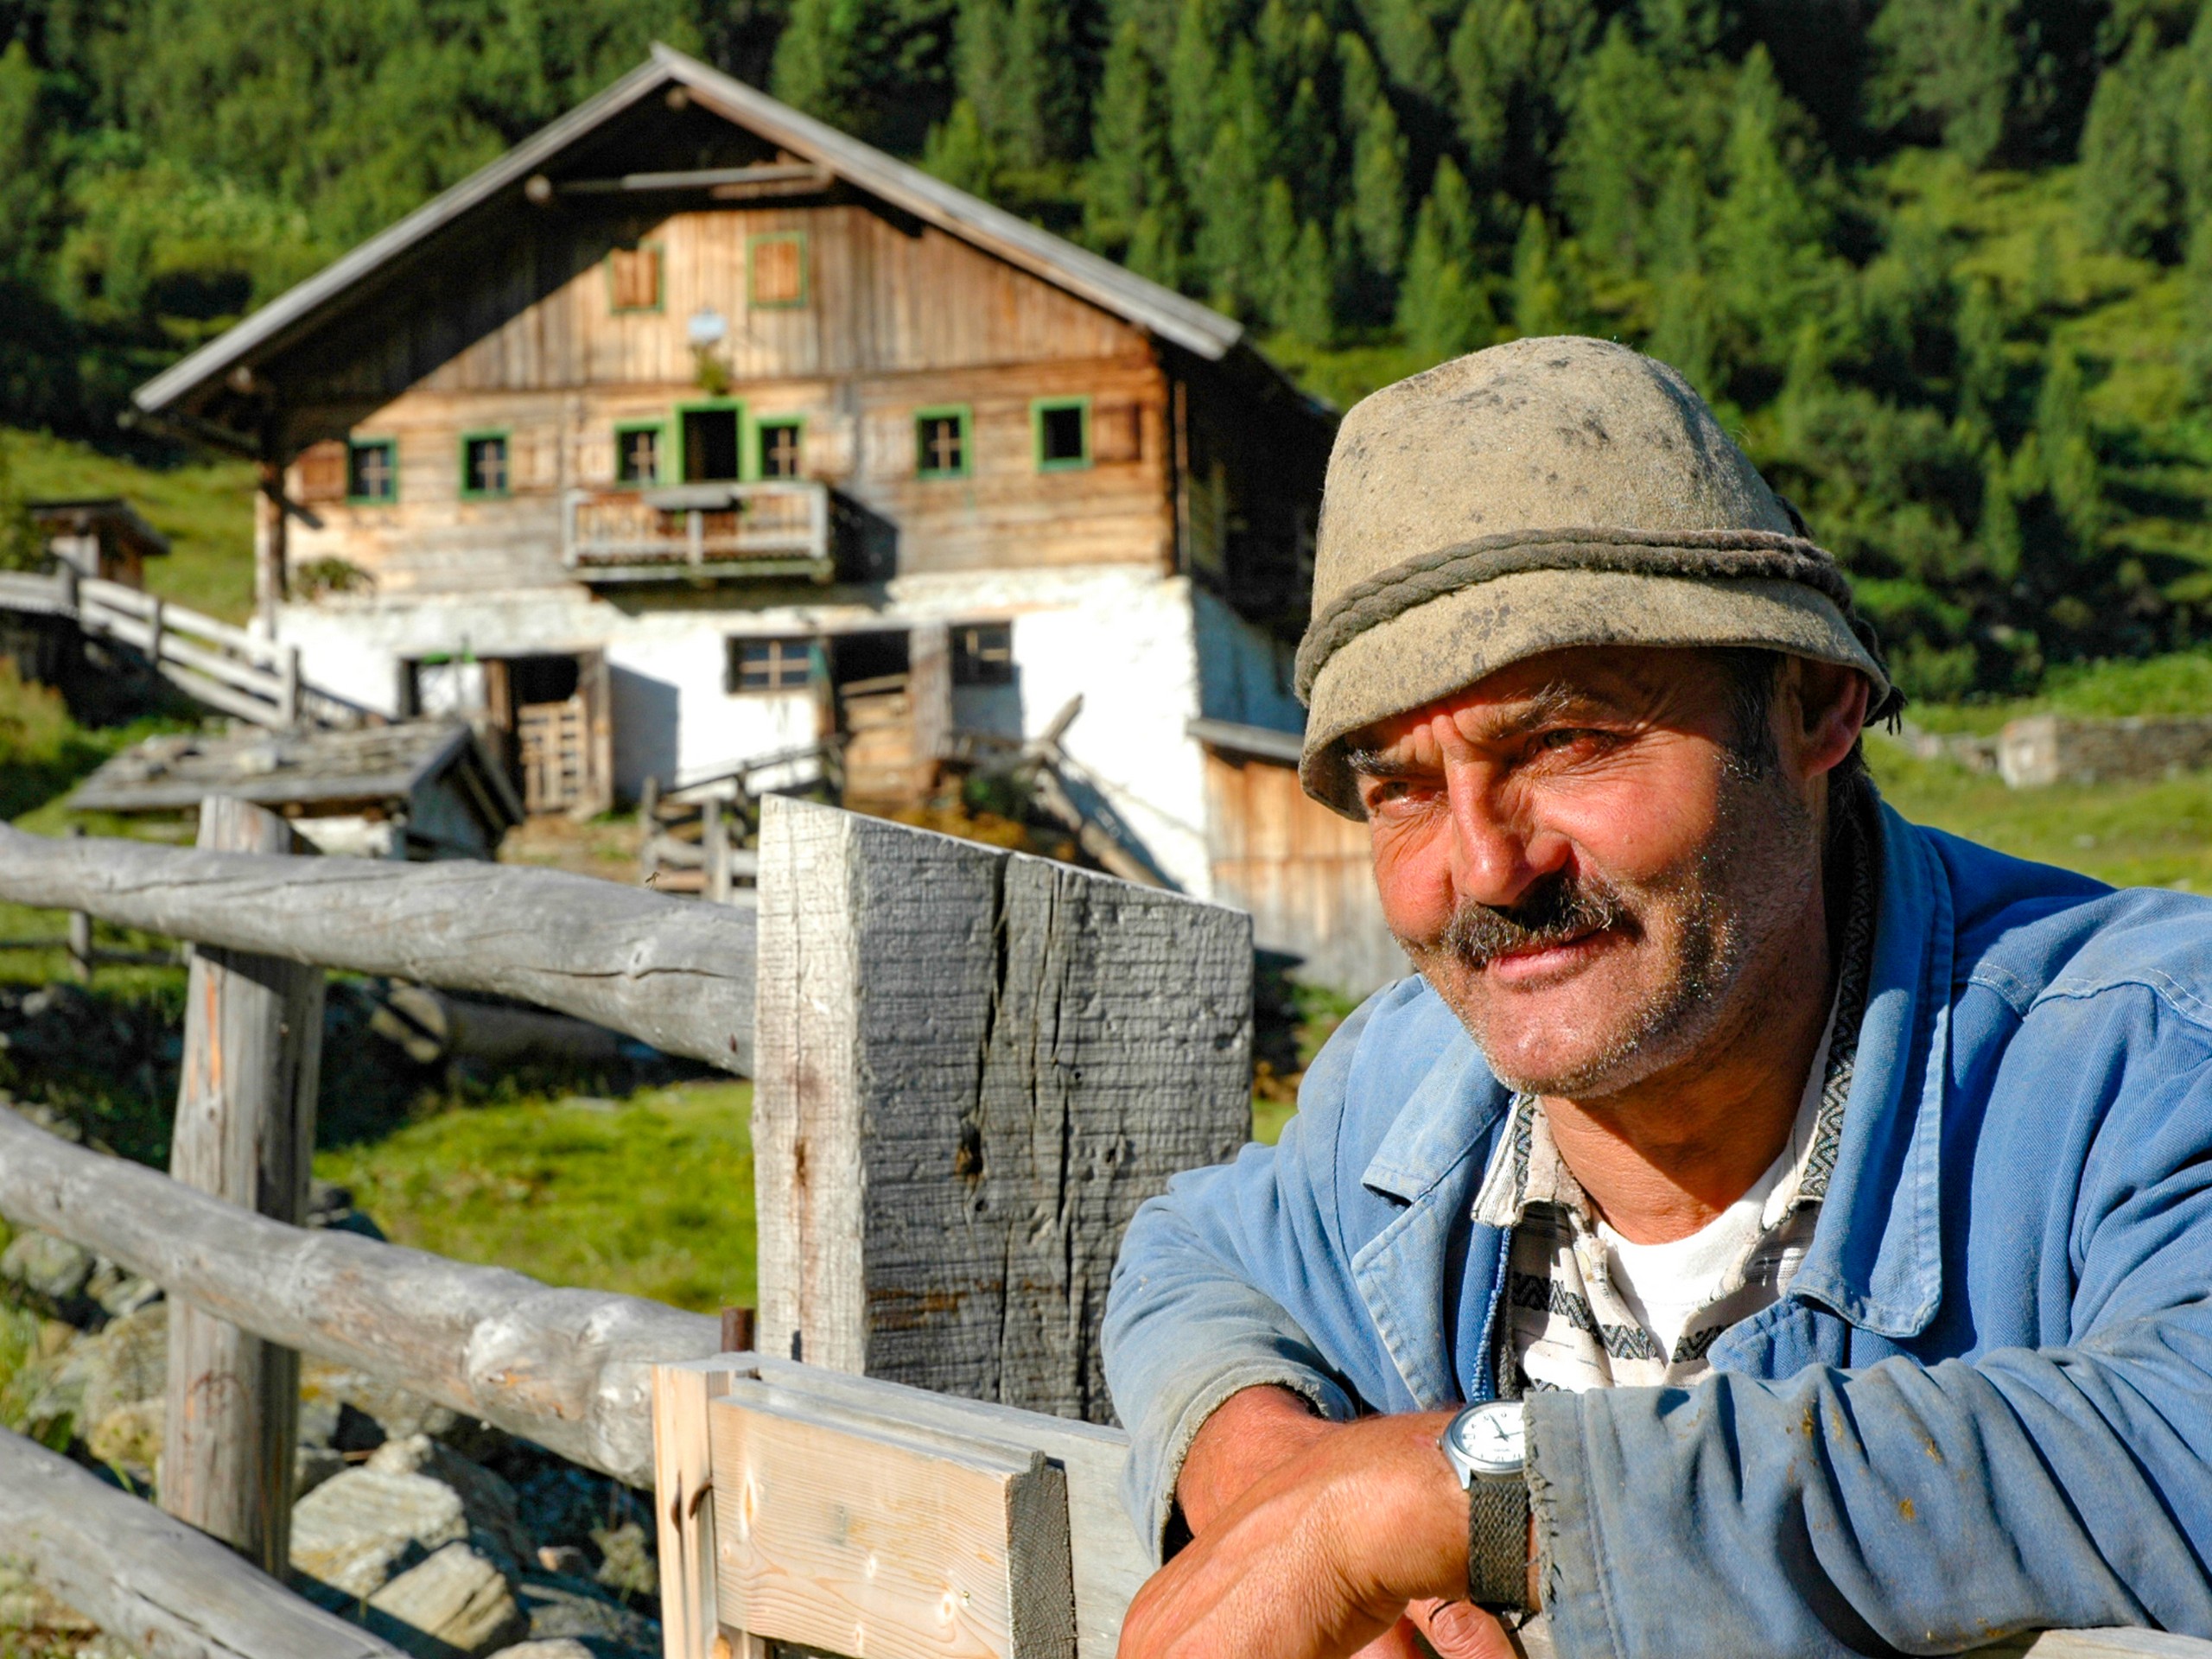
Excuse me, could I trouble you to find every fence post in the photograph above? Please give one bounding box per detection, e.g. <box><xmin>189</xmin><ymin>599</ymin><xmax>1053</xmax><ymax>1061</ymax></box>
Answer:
<box><xmin>160</xmin><ymin>795</ymin><xmax>324</xmax><ymax>1574</ymax></box>
<box><xmin>752</xmin><ymin>798</ymin><xmax>1253</xmax><ymax>1421</ymax></box>
<box><xmin>63</xmin><ymin>825</ymin><xmax>91</xmax><ymax>983</ymax></box>
<box><xmin>278</xmin><ymin>645</ymin><xmax>302</xmax><ymax>728</ymax></box>
<box><xmin>703</xmin><ymin>797</ymin><xmax>731</xmax><ymax>905</ymax></box>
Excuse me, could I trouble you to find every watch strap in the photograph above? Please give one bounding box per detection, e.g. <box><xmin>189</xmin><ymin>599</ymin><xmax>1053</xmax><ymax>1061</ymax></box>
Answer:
<box><xmin>1466</xmin><ymin>1476</ymin><xmax>1530</xmax><ymax>1610</ymax></box>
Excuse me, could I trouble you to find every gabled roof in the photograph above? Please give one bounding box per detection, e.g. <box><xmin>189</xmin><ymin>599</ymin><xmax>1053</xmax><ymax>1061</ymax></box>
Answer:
<box><xmin>135</xmin><ymin>45</ymin><xmax>1245</xmax><ymax>420</ymax></box>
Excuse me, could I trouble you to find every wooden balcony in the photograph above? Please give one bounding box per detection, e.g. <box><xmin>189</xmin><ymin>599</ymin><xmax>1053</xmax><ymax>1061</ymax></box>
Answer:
<box><xmin>561</xmin><ymin>481</ymin><xmax>835</xmax><ymax>584</ymax></box>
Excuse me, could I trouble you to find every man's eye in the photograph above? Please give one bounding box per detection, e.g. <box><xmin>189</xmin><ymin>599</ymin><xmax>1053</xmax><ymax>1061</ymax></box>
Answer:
<box><xmin>1535</xmin><ymin>728</ymin><xmax>1588</xmax><ymax>752</ymax></box>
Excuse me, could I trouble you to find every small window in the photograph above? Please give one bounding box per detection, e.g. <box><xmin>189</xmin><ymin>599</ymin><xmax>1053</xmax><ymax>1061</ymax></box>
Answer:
<box><xmin>461</xmin><ymin>432</ymin><xmax>510</xmax><ymax>499</ymax></box>
<box><xmin>607</xmin><ymin>243</ymin><xmax>663</xmax><ymax>313</ymax></box>
<box><xmin>681</xmin><ymin>405</ymin><xmax>741</xmax><ymax>483</ymax></box>
<box><xmin>1033</xmin><ymin>397</ymin><xmax>1090</xmax><ymax>471</ymax></box>
<box><xmin>614</xmin><ymin>423</ymin><xmax>663</xmax><ymax>486</ymax></box>
<box><xmin>916</xmin><ymin>406</ymin><xmax>970</xmax><ymax>479</ymax></box>
<box><xmin>951</xmin><ymin>622</ymin><xmax>1014</xmax><ymax>687</ymax></box>
<box><xmin>727</xmin><ymin>636</ymin><xmax>816</xmax><ymax>694</ymax></box>
<box><xmin>757</xmin><ymin>418</ymin><xmax>804</xmax><ymax>479</ymax></box>
<box><xmin>347</xmin><ymin>438</ymin><xmax>398</xmax><ymax>503</ymax></box>
<box><xmin>748</xmin><ymin>232</ymin><xmax>807</xmax><ymax>308</ymax></box>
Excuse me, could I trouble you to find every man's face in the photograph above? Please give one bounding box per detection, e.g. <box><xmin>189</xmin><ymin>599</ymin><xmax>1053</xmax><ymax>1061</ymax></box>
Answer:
<box><xmin>1351</xmin><ymin>647</ymin><xmax>1832</xmax><ymax>1100</ymax></box>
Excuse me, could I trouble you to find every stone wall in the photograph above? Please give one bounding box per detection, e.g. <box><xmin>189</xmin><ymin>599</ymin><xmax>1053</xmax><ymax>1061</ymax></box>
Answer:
<box><xmin>1996</xmin><ymin>715</ymin><xmax>2212</xmax><ymax>788</ymax></box>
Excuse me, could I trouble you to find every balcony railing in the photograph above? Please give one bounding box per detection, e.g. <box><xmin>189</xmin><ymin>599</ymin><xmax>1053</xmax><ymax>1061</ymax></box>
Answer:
<box><xmin>561</xmin><ymin>480</ymin><xmax>834</xmax><ymax>583</ymax></box>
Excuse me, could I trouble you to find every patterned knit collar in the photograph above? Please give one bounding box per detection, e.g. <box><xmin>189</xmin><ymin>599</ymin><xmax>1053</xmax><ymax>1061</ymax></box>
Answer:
<box><xmin>1472</xmin><ymin>786</ymin><xmax>1880</xmax><ymax>1230</ymax></box>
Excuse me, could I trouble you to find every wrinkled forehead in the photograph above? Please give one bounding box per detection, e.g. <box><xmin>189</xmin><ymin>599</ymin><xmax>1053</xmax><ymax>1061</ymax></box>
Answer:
<box><xmin>1345</xmin><ymin>645</ymin><xmax>1741</xmax><ymax>762</ymax></box>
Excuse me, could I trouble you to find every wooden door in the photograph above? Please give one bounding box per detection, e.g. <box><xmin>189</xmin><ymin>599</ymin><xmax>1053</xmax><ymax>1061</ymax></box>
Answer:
<box><xmin>517</xmin><ymin>696</ymin><xmax>588</xmax><ymax>814</ymax></box>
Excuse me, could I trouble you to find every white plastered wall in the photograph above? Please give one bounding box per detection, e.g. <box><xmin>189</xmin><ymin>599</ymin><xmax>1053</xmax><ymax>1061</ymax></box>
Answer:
<box><xmin>276</xmin><ymin>563</ymin><xmax>1217</xmax><ymax>895</ymax></box>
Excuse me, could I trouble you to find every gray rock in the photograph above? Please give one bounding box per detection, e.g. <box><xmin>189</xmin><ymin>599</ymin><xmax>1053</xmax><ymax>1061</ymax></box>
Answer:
<box><xmin>290</xmin><ymin>1467</ymin><xmax>468</xmax><ymax>1599</ymax></box>
<box><xmin>485</xmin><ymin>1643</ymin><xmax>600</xmax><ymax>1659</ymax></box>
<box><xmin>296</xmin><ymin>1442</ymin><xmax>347</xmax><ymax>1498</ymax></box>
<box><xmin>0</xmin><ymin>1230</ymin><xmax>91</xmax><ymax>1304</ymax></box>
<box><xmin>369</xmin><ymin>1433</ymin><xmax>536</xmax><ymax>1570</ymax></box>
<box><xmin>363</xmin><ymin>1541</ymin><xmax>526</xmax><ymax>1658</ymax></box>
<box><xmin>515</xmin><ymin>1577</ymin><xmax>659</xmax><ymax>1652</ymax></box>
<box><xmin>86</xmin><ymin>1257</ymin><xmax>161</xmax><ymax>1319</ymax></box>
<box><xmin>22</xmin><ymin>1301</ymin><xmax>167</xmax><ymax>1481</ymax></box>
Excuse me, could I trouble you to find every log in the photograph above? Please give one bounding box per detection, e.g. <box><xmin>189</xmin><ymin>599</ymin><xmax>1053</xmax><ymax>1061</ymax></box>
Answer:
<box><xmin>163</xmin><ymin>798</ymin><xmax>324</xmax><ymax>1574</ymax></box>
<box><xmin>0</xmin><ymin>1108</ymin><xmax>718</xmax><ymax>1485</ymax></box>
<box><xmin>752</xmin><ymin>797</ymin><xmax>1252</xmax><ymax>1421</ymax></box>
<box><xmin>0</xmin><ymin>1424</ymin><xmax>407</xmax><ymax>1659</ymax></box>
<box><xmin>0</xmin><ymin>823</ymin><xmax>757</xmax><ymax>1073</ymax></box>
<box><xmin>370</xmin><ymin>982</ymin><xmax>626</xmax><ymax>1068</ymax></box>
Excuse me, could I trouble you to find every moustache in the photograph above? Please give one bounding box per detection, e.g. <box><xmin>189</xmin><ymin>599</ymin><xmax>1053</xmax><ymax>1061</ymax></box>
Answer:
<box><xmin>1428</xmin><ymin>871</ymin><xmax>1631</xmax><ymax>969</ymax></box>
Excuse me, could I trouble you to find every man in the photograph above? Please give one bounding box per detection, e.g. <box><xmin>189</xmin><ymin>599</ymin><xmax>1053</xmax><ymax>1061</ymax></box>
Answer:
<box><xmin>1103</xmin><ymin>338</ymin><xmax>2212</xmax><ymax>1659</ymax></box>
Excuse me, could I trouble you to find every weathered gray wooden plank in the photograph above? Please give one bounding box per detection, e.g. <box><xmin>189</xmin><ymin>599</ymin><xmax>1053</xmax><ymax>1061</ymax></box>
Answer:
<box><xmin>0</xmin><ymin>1108</ymin><xmax>717</xmax><ymax>1484</ymax></box>
<box><xmin>753</xmin><ymin>798</ymin><xmax>1251</xmax><ymax>1422</ymax></box>
<box><xmin>163</xmin><ymin>798</ymin><xmax>324</xmax><ymax>1574</ymax></box>
<box><xmin>0</xmin><ymin>1424</ymin><xmax>408</xmax><ymax>1659</ymax></box>
<box><xmin>0</xmin><ymin>823</ymin><xmax>756</xmax><ymax>1073</ymax></box>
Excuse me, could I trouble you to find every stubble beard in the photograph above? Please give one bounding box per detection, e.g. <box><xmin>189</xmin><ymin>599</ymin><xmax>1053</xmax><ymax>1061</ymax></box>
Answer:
<box><xmin>1401</xmin><ymin>764</ymin><xmax>1820</xmax><ymax>1101</ymax></box>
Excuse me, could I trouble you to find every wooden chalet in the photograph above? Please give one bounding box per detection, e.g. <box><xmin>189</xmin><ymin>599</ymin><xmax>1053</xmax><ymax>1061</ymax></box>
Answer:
<box><xmin>130</xmin><ymin>45</ymin><xmax>1405</xmax><ymax>988</ymax></box>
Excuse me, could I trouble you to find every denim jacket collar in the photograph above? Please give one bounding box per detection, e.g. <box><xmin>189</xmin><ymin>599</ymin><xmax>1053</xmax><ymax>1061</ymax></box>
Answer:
<box><xmin>1351</xmin><ymin>798</ymin><xmax>1955</xmax><ymax>1367</ymax></box>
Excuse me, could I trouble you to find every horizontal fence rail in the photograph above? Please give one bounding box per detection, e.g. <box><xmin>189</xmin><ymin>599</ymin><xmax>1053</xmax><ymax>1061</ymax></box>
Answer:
<box><xmin>0</xmin><ymin>1108</ymin><xmax>719</xmax><ymax>1484</ymax></box>
<box><xmin>0</xmin><ymin>1426</ymin><xmax>409</xmax><ymax>1659</ymax></box>
<box><xmin>0</xmin><ymin>823</ymin><xmax>758</xmax><ymax>1072</ymax></box>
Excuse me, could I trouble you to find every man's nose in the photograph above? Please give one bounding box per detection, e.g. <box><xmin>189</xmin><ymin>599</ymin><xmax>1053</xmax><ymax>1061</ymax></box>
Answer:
<box><xmin>1443</xmin><ymin>761</ymin><xmax>1568</xmax><ymax>909</ymax></box>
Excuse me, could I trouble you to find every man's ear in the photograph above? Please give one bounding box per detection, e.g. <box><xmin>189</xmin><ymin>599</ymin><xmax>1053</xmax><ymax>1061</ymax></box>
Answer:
<box><xmin>1786</xmin><ymin>658</ymin><xmax>1872</xmax><ymax>780</ymax></box>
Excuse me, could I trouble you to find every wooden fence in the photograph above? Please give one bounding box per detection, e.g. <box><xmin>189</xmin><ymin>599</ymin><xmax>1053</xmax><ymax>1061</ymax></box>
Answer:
<box><xmin>0</xmin><ymin>798</ymin><xmax>2198</xmax><ymax>1659</ymax></box>
<box><xmin>0</xmin><ymin>567</ymin><xmax>368</xmax><ymax>728</ymax></box>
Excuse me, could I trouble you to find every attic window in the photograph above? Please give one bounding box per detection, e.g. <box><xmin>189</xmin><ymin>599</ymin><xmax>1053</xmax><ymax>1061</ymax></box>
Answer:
<box><xmin>461</xmin><ymin>432</ymin><xmax>510</xmax><ymax>499</ymax></box>
<box><xmin>1033</xmin><ymin>397</ymin><xmax>1090</xmax><ymax>471</ymax></box>
<box><xmin>951</xmin><ymin>623</ymin><xmax>1014</xmax><ymax>686</ymax></box>
<box><xmin>347</xmin><ymin>438</ymin><xmax>398</xmax><ymax>504</ymax></box>
<box><xmin>758</xmin><ymin>418</ymin><xmax>804</xmax><ymax>479</ymax></box>
<box><xmin>296</xmin><ymin>441</ymin><xmax>346</xmax><ymax>504</ymax></box>
<box><xmin>608</xmin><ymin>244</ymin><xmax>663</xmax><ymax>313</ymax></box>
<box><xmin>748</xmin><ymin>232</ymin><xmax>807</xmax><ymax>308</ymax></box>
<box><xmin>916</xmin><ymin>407</ymin><xmax>970</xmax><ymax>479</ymax></box>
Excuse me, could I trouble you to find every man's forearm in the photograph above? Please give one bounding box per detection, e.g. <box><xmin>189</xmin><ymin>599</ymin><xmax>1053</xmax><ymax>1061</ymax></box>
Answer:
<box><xmin>1176</xmin><ymin>1383</ymin><xmax>1338</xmax><ymax>1535</ymax></box>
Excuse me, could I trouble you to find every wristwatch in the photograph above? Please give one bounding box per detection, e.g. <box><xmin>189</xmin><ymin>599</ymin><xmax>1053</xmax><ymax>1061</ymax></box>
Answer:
<box><xmin>1440</xmin><ymin>1399</ymin><xmax>1529</xmax><ymax>1610</ymax></box>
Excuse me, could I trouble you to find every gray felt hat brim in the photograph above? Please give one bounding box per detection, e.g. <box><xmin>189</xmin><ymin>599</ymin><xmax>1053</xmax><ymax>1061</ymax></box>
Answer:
<box><xmin>1300</xmin><ymin>567</ymin><xmax>1891</xmax><ymax>817</ymax></box>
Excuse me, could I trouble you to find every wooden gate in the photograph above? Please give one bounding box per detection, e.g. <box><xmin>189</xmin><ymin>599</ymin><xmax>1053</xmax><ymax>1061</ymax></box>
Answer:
<box><xmin>517</xmin><ymin>695</ymin><xmax>588</xmax><ymax>813</ymax></box>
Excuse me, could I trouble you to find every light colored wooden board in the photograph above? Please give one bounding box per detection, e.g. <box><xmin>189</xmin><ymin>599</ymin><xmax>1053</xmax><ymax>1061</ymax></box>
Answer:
<box><xmin>655</xmin><ymin>1359</ymin><xmax>735</xmax><ymax>1659</ymax></box>
<box><xmin>0</xmin><ymin>1108</ymin><xmax>718</xmax><ymax>1485</ymax></box>
<box><xmin>753</xmin><ymin>798</ymin><xmax>1251</xmax><ymax>1422</ymax></box>
<box><xmin>0</xmin><ymin>1423</ymin><xmax>408</xmax><ymax>1659</ymax></box>
<box><xmin>708</xmin><ymin>1389</ymin><xmax>1074</xmax><ymax>1659</ymax></box>
<box><xmin>162</xmin><ymin>798</ymin><xmax>323</xmax><ymax>1575</ymax></box>
<box><xmin>0</xmin><ymin>823</ymin><xmax>756</xmax><ymax>1073</ymax></box>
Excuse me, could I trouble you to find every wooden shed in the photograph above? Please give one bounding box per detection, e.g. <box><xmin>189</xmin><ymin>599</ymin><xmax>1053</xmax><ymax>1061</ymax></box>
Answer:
<box><xmin>70</xmin><ymin>720</ymin><xmax>524</xmax><ymax>860</ymax></box>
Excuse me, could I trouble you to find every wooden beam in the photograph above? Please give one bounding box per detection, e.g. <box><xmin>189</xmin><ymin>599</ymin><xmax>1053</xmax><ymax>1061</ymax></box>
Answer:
<box><xmin>0</xmin><ymin>1109</ymin><xmax>718</xmax><ymax>1485</ymax></box>
<box><xmin>751</xmin><ymin>798</ymin><xmax>1252</xmax><ymax>1420</ymax></box>
<box><xmin>162</xmin><ymin>798</ymin><xmax>323</xmax><ymax>1576</ymax></box>
<box><xmin>0</xmin><ymin>823</ymin><xmax>757</xmax><ymax>1073</ymax></box>
<box><xmin>0</xmin><ymin>1424</ymin><xmax>408</xmax><ymax>1659</ymax></box>
<box><xmin>707</xmin><ymin>1385</ymin><xmax>1075</xmax><ymax>1659</ymax></box>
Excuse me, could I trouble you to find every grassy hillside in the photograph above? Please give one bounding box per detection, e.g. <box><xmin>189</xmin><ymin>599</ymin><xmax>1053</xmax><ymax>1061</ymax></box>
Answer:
<box><xmin>3</xmin><ymin>429</ymin><xmax>255</xmax><ymax>622</ymax></box>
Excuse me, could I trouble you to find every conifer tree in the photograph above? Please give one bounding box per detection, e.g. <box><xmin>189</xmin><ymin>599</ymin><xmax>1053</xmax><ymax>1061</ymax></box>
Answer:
<box><xmin>924</xmin><ymin>97</ymin><xmax>997</xmax><ymax>193</ymax></box>
<box><xmin>998</xmin><ymin>0</ymin><xmax>1083</xmax><ymax>166</ymax></box>
<box><xmin>1867</xmin><ymin>0</ymin><xmax>2018</xmax><ymax>167</ymax></box>
<box><xmin>1510</xmin><ymin>205</ymin><xmax>1574</xmax><ymax>337</ymax></box>
<box><xmin>1085</xmin><ymin>20</ymin><xmax>1179</xmax><ymax>253</ymax></box>
<box><xmin>2177</xmin><ymin>3</ymin><xmax>2212</xmax><ymax>226</ymax></box>
<box><xmin>1256</xmin><ymin>177</ymin><xmax>1301</xmax><ymax>327</ymax></box>
<box><xmin>2036</xmin><ymin>340</ymin><xmax>2103</xmax><ymax>548</ymax></box>
<box><xmin>1342</xmin><ymin>33</ymin><xmax>1408</xmax><ymax>281</ymax></box>
<box><xmin>953</xmin><ymin>0</ymin><xmax>1009</xmax><ymax>147</ymax></box>
<box><xmin>1640</xmin><ymin>0</ymin><xmax>1726</xmax><ymax>68</ymax></box>
<box><xmin>1282</xmin><ymin>217</ymin><xmax>1337</xmax><ymax>346</ymax></box>
<box><xmin>1168</xmin><ymin>0</ymin><xmax>1222</xmax><ymax>183</ymax></box>
<box><xmin>2185</xmin><ymin>216</ymin><xmax>2212</xmax><ymax>405</ymax></box>
<box><xmin>1193</xmin><ymin>45</ymin><xmax>1271</xmax><ymax>312</ymax></box>
<box><xmin>1362</xmin><ymin>0</ymin><xmax>1450</xmax><ymax>106</ymax></box>
<box><xmin>1954</xmin><ymin>276</ymin><xmax>2007</xmax><ymax>429</ymax></box>
<box><xmin>1709</xmin><ymin>48</ymin><xmax>1827</xmax><ymax>365</ymax></box>
<box><xmin>1398</xmin><ymin>158</ymin><xmax>1495</xmax><ymax>362</ymax></box>
<box><xmin>1980</xmin><ymin>450</ymin><xmax>2024</xmax><ymax>580</ymax></box>
<box><xmin>2077</xmin><ymin>22</ymin><xmax>2178</xmax><ymax>257</ymax></box>
<box><xmin>1556</xmin><ymin>20</ymin><xmax>1676</xmax><ymax>273</ymax></box>
<box><xmin>1446</xmin><ymin>0</ymin><xmax>1534</xmax><ymax>189</ymax></box>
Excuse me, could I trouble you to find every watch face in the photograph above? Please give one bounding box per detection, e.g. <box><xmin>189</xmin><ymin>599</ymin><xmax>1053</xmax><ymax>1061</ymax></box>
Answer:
<box><xmin>1447</xmin><ymin>1401</ymin><xmax>1526</xmax><ymax>1478</ymax></box>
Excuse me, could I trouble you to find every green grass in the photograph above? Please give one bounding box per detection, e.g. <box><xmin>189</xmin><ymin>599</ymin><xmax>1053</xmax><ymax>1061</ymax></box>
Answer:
<box><xmin>313</xmin><ymin>1080</ymin><xmax>758</xmax><ymax>1313</ymax></box>
<box><xmin>3</xmin><ymin>428</ymin><xmax>254</xmax><ymax>621</ymax></box>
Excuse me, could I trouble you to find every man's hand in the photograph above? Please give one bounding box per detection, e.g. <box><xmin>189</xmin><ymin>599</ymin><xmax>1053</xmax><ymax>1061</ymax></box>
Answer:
<box><xmin>1124</xmin><ymin>1407</ymin><xmax>1503</xmax><ymax>1659</ymax></box>
<box><xmin>1175</xmin><ymin>1385</ymin><xmax>1341</xmax><ymax>1535</ymax></box>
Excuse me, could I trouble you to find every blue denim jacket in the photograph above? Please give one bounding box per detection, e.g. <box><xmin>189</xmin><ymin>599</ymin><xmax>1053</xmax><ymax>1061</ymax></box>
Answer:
<box><xmin>1103</xmin><ymin>803</ymin><xmax>2212</xmax><ymax>1655</ymax></box>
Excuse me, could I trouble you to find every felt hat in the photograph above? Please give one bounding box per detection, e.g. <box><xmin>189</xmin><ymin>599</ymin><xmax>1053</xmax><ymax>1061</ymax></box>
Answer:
<box><xmin>1294</xmin><ymin>335</ymin><xmax>1898</xmax><ymax>816</ymax></box>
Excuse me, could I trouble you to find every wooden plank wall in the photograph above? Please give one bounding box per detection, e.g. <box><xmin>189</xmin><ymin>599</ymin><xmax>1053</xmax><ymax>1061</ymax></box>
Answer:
<box><xmin>1200</xmin><ymin>747</ymin><xmax>1412</xmax><ymax>996</ymax></box>
<box><xmin>282</xmin><ymin>204</ymin><xmax>1175</xmax><ymax>594</ymax></box>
